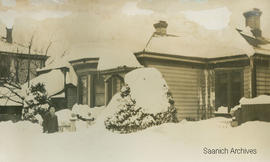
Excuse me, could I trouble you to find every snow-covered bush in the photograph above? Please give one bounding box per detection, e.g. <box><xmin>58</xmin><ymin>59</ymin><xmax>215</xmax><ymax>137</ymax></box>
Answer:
<box><xmin>22</xmin><ymin>83</ymin><xmax>51</xmax><ymax>123</ymax></box>
<box><xmin>72</xmin><ymin>104</ymin><xmax>94</xmax><ymax>121</ymax></box>
<box><xmin>104</xmin><ymin>68</ymin><xmax>178</xmax><ymax>133</ymax></box>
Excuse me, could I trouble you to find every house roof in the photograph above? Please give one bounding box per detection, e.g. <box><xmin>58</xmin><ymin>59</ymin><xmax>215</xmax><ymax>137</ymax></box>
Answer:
<box><xmin>40</xmin><ymin>43</ymin><xmax>142</xmax><ymax>72</ymax></box>
<box><xmin>0</xmin><ymin>37</ymin><xmax>48</xmax><ymax>60</ymax></box>
<box><xmin>21</xmin><ymin>67</ymin><xmax>77</xmax><ymax>99</ymax></box>
<box><xmin>21</xmin><ymin>69</ymin><xmax>65</xmax><ymax>97</ymax></box>
<box><xmin>142</xmin><ymin>27</ymin><xmax>254</xmax><ymax>58</ymax></box>
<box><xmin>237</xmin><ymin>27</ymin><xmax>270</xmax><ymax>55</ymax></box>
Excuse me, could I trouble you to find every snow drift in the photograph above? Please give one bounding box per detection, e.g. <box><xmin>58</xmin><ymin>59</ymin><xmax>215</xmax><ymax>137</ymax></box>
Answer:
<box><xmin>240</xmin><ymin>95</ymin><xmax>270</xmax><ymax>105</ymax></box>
<box><xmin>0</xmin><ymin>117</ymin><xmax>270</xmax><ymax>162</ymax></box>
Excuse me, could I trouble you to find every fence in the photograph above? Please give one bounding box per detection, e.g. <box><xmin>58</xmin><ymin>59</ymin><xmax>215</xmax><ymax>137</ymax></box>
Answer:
<box><xmin>235</xmin><ymin>104</ymin><xmax>270</xmax><ymax>125</ymax></box>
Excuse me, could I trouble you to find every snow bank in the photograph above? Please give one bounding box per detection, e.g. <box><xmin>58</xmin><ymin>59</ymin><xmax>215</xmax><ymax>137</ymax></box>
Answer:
<box><xmin>125</xmin><ymin>67</ymin><xmax>170</xmax><ymax>114</ymax></box>
<box><xmin>2</xmin><ymin>117</ymin><xmax>270</xmax><ymax>162</ymax></box>
<box><xmin>97</xmin><ymin>93</ymin><xmax>123</xmax><ymax>125</ymax></box>
<box><xmin>72</xmin><ymin>104</ymin><xmax>92</xmax><ymax>119</ymax></box>
<box><xmin>88</xmin><ymin>106</ymin><xmax>106</xmax><ymax>120</ymax></box>
<box><xmin>0</xmin><ymin>121</ymin><xmax>42</xmax><ymax>134</ymax></box>
<box><xmin>1</xmin><ymin>117</ymin><xmax>270</xmax><ymax>162</ymax></box>
<box><xmin>56</xmin><ymin>109</ymin><xmax>72</xmax><ymax>126</ymax></box>
<box><xmin>214</xmin><ymin>106</ymin><xmax>228</xmax><ymax>114</ymax></box>
<box><xmin>72</xmin><ymin>104</ymin><xmax>106</xmax><ymax>120</ymax></box>
<box><xmin>34</xmin><ymin>114</ymin><xmax>43</xmax><ymax>125</ymax></box>
<box><xmin>240</xmin><ymin>95</ymin><xmax>270</xmax><ymax>105</ymax></box>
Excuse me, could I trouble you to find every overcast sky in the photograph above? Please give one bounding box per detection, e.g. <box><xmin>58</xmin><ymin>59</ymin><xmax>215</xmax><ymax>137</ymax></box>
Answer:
<box><xmin>0</xmin><ymin>0</ymin><xmax>270</xmax><ymax>63</ymax></box>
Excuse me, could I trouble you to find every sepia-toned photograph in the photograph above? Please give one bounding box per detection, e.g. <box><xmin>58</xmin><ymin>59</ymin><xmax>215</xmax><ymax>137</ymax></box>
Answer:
<box><xmin>0</xmin><ymin>0</ymin><xmax>270</xmax><ymax>162</ymax></box>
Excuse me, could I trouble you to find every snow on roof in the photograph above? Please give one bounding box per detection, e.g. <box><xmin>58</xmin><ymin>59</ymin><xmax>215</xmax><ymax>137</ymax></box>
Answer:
<box><xmin>237</xmin><ymin>27</ymin><xmax>254</xmax><ymax>39</ymax></box>
<box><xmin>237</xmin><ymin>27</ymin><xmax>270</xmax><ymax>55</ymax></box>
<box><xmin>144</xmin><ymin>27</ymin><xmax>255</xmax><ymax>58</ymax></box>
<box><xmin>37</xmin><ymin>63</ymin><xmax>77</xmax><ymax>87</ymax></box>
<box><xmin>0</xmin><ymin>38</ymin><xmax>43</xmax><ymax>55</ymax></box>
<box><xmin>68</xmin><ymin>43</ymin><xmax>142</xmax><ymax>70</ymax></box>
<box><xmin>256</xmin><ymin>44</ymin><xmax>270</xmax><ymax>54</ymax></box>
<box><xmin>0</xmin><ymin>86</ymin><xmax>22</xmax><ymax>106</ymax></box>
<box><xmin>21</xmin><ymin>69</ymin><xmax>65</xmax><ymax>97</ymax></box>
<box><xmin>240</xmin><ymin>95</ymin><xmax>270</xmax><ymax>105</ymax></box>
<box><xmin>40</xmin><ymin>43</ymin><xmax>142</xmax><ymax>72</ymax></box>
<box><xmin>51</xmin><ymin>91</ymin><xmax>65</xmax><ymax>98</ymax></box>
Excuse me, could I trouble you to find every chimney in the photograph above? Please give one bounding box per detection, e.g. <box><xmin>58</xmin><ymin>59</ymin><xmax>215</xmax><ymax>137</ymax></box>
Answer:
<box><xmin>153</xmin><ymin>20</ymin><xmax>168</xmax><ymax>36</ymax></box>
<box><xmin>6</xmin><ymin>27</ymin><xmax>13</xmax><ymax>43</ymax></box>
<box><xmin>243</xmin><ymin>8</ymin><xmax>262</xmax><ymax>38</ymax></box>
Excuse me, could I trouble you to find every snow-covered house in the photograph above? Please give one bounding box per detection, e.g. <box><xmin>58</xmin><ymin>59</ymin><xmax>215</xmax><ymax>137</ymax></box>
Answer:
<box><xmin>36</xmin><ymin>44</ymin><xmax>141</xmax><ymax>110</ymax></box>
<box><xmin>134</xmin><ymin>9</ymin><xmax>270</xmax><ymax>121</ymax></box>
<box><xmin>0</xmin><ymin>27</ymin><xmax>48</xmax><ymax>84</ymax></box>
<box><xmin>0</xmin><ymin>27</ymin><xmax>48</xmax><ymax>120</ymax></box>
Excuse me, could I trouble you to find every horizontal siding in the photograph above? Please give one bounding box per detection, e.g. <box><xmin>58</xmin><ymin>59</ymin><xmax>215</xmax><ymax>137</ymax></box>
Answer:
<box><xmin>256</xmin><ymin>66</ymin><xmax>270</xmax><ymax>95</ymax></box>
<box><xmin>243</xmin><ymin>66</ymin><xmax>251</xmax><ymax>98</ymax></box>
<box><xmin>146</xmin><ymin>61</ymin><xmax>202</xmax><ymax>120</ymax></box>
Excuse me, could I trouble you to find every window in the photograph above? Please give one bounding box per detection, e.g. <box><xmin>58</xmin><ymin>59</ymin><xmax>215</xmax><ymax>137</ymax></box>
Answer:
<box><xmin>79</xmin><ymin>75</ymin><xmax>88</xmax><ymax>105</ymax></box>
<box><xmin>94</xmin><ymin>75</ymin><xmax>105</xmax><ymax>106</ymax></box>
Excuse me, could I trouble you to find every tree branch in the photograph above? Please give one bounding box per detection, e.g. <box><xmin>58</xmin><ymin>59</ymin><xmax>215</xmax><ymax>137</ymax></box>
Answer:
<box><xmin>45</xmin><ymin>41</ymin><xmax>52</xmax><ymax>56</ymax></box>
<box><xmin>0</xmin><ymin>95</ymin><xmax>23</xmax><ymax>105</ymax></box>
<box><xmin>2</xmin><ymin>84</ymin><xmax>24</xmax><ymax>101</ymax></box>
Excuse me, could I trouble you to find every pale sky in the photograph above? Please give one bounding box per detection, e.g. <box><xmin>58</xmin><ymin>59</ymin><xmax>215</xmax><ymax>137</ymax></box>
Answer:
<box><xmin>0</xmin><ymin>0</ymin><xmax>270</xmax><ymax>63</ymax></box>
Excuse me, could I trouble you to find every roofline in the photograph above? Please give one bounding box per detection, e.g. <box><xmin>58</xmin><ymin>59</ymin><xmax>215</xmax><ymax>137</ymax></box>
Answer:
<box><xmin>253</xmin><ymin>53</ymin><xmax>270</xmax><ymax>58</ymax></box>
<box><xmin>69</xmin><ymin>57</ymin><xmax>99</xmax><ymax>64</ymax></box>
<box><xmin>98</xmin><ymin>66</ymin><xmax>138</xmax><ymax>75</ymax></box>
<box><xmin>37</xmin><ymin>66</ymin><xmax>69</xmax><ymax>75</ymax></box>
<box><xmin>135</xmin><ymin>51</ymin><xmax>249</xmax><ymax>64</ymax></box>
<box><xmin>0</xmin><ymin>51</ymin><xmax>49</xmax><ymax>60</ymax></box>
<box><xmin>75</xmin><ymin>66</ymin><xmax>138</xmax><ymax>76</ymax></box>
<box><xmin>207</xmin><ymin>54</ymin><xmax>249</xmax><ymax>63</ymax></box>
<box><xmin>135</xmin><ymin>51</ymin><xmax>207</xmax><ymax>64</ymax></box>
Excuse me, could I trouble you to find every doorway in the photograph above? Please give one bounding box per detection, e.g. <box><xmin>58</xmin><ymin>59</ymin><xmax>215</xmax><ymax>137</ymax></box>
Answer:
<box><xmin>215</xmin><ymin>70</ymin><xmax>243</xmax><ymax>111</ymax></box>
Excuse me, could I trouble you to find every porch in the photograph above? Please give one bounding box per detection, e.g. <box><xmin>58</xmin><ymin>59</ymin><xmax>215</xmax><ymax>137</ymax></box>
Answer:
<box><xmin>77</xmin><ymin>73</ymin><xmax>125</xmax><ymax>107</ymax></box>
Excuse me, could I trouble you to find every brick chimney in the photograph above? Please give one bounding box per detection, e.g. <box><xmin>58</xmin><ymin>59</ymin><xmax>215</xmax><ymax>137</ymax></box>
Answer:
<box><xmin>243</xmin><ymin>8</ymin><xmax>262</xmax><ymax>38</ymax></box>
<box><xmin>6</xmin><ymin>27</ymin><xmax>13</xmax><ymax>43</ymax></box>
<box><xmin>153</xmin><ymin>20</ymin><xmax>168</xmax><ymax>36</ymax></box>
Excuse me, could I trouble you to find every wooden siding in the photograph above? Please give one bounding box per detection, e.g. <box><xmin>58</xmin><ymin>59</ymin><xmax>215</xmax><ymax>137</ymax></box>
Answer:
<box><xmin>256</xmin><ymin>65</ymin><xmax>270</xmax><ymax>95</ymax></box>
<box><xmin>243</xmin><ymin>66</ymin><xmax>251</xmax><ymax>98</ymax></box>
<box><xmin>144</xmin><ymin>60</ymin><xmax>206</xmax><ymax>120</ymax></box>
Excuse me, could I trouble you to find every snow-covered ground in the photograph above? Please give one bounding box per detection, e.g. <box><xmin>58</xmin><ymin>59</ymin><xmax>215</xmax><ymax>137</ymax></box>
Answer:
<box><xmin>0</xmin><ymin>117</ymin><xmax>270</xmax><ymax>162</ymax></box>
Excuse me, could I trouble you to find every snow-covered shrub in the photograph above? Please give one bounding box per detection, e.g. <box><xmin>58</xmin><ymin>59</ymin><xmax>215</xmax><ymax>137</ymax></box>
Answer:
<box><xmin>22</xmin><ymin>83</ymin><xmax>51</xmax><ymax>123</ymax></box>
<box><xmin>104</xmin><ymin>68</ymin><xmax>178</xmax><ymax>133</ymax></box>
<box><xmin>71</xmin><ymin>104</ymin><xmax>94</xmax><ymax>121</ymax></box>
